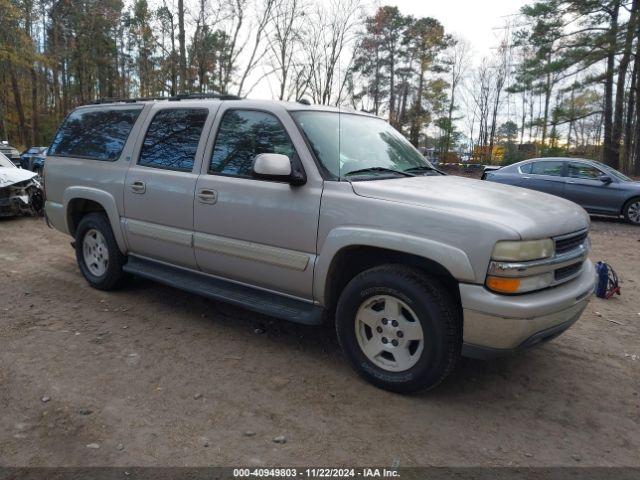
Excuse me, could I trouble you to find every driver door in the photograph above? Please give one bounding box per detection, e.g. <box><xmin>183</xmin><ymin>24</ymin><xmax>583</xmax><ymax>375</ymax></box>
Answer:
<box><xmin>192</xmin><ymin>107</ymin><xmax>322</xmax><ymax>299</ymax></box>
<box><xmin>563</xmin><ymin>161</ymin><xmax>622</xmax><ymax>214</ymax></box>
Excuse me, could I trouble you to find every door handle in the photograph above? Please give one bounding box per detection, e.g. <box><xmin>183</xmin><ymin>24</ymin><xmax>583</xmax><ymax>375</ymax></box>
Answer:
<box><xmin>130</xmin><ymin>181</ymin><xmax>146</xmax><ymax>194</ymax></box>
<box><xmin>197</xmin><ymin>189</ymin><xmax>218</xmax><ymax>204</ymax></box>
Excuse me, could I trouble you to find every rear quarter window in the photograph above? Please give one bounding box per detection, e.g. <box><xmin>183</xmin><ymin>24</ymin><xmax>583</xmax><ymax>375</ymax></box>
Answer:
<box><xmin>518</xmin><ymin>163</ymin><xmax>533</xmax><ymax>174</ymax></box>
<box><xmin>49</xmin><ymin>107</ymin><xmax>142</xmax><ymax>161</ymax></box>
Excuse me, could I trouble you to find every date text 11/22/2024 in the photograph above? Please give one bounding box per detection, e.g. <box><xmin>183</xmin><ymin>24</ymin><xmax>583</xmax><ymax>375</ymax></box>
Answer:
<box><xmin>233</xmin><ymin>468</ymin><xmax>400</xmax><ymax>478</ymax></box>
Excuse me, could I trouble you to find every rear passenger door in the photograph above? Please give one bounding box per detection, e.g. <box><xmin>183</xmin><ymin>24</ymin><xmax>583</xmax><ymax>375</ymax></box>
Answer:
<box><xmin>520</xmin><ymin>160</ymin><xmax>566</xmax><ymax>197</ymax></box>
<box><xmin>123</xmin><ymin>105</ymin><xmax>217</xmax><ymax>269</ymax></box>
<box><xmin>192</xmin><ymin>107</ymin><xmax>322</xmax><ymax>300</ymax></box>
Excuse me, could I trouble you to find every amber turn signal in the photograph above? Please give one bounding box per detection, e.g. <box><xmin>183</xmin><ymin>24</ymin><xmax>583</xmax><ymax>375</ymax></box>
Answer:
<box><xmin>486</xmin><ymin>276</ymin><xmax>521</xmax><ymax>294</ymax></box>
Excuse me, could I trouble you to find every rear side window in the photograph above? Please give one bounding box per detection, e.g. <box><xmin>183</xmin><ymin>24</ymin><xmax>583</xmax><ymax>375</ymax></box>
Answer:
<box><xmin>531</xmin><ymin>161</ymin><xmax>563</xmax><ymax>177</ymax></box>
<box><xmin>49</xmin><ymin>107</ymin><xmax>142</xmax><ymax>161</ymax></box>
<box><xmin>209</xmin><ymin>110</ymin><xmax>295</xmax><ymax>178</ymax></box>
<box><xmin>138</xmin><ymin>108</ymin><xmax>208</xmax><ymax>172</ymax></box>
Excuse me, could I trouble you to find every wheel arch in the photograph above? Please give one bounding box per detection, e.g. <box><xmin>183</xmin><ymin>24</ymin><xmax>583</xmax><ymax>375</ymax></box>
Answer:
<box><xmin>316</xmin><ymin>228</ymin><xmax>475</xmax><ymax>312</ymax></box>
<box><xmin>63</xmin><ymin>187</ymin><xmax>127</xmax><ymax>253</ymax></box>
<box><xmin>622</xmin><ymin>195</ymin><xmax>640</xmax><ymax>215</ymax></box>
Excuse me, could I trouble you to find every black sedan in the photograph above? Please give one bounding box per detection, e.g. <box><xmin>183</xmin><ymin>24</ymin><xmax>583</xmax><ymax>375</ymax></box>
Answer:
<box><xmin>483</xmin><ymin>157</ymin><xmax>640</xmax><ymax>225</ymax></box>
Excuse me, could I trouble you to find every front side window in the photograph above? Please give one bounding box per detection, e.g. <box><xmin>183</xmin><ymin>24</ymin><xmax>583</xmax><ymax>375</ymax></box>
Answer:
<box><xmin>590</xmin><ymin>160</ymin><xmax>631</xmax><ymax>181</ymax></box>
<box><xmin>210</xmin><ymin>110</ymin><xmax>295</xmax><ymax>178</ymax></box>
<box><xmin>568</xmin><ymin>162</ymin><xmax>603</xmax><ymax>180</ymax></box>
<box><xmin>531</xmin><ymin>161</ymin><xmax>563</xmax><ymax>177</ymax></box>
<box><xmin>139</xmin><ymin>108</ymin><xmax>208</xmax><ymax>172</ymax></box>
<box><xmin>519</xmin><ymin>163</ymin><xmax>533</xmax><ymax>174</ymax></box>
<box><xmin>49</xmin><ymin>107</ymin><xmax>142</xmax><ymax>161</ymax></box>
<box><xmin>291</xmin><ymin>111</ymin><xmax>436</xmax><ymax>180</ymax></box>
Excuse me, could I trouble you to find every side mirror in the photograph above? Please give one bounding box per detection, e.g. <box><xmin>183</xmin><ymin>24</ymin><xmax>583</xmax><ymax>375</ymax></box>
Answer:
<box><xmin>598</xmin><ymin>174</ymin><xmax>613</xmax><ymax>184</ymax></box>
<box><xmin>252</xmin><ymin>153</ymin><xmax>305</xmax><ymax>185</ymax></box>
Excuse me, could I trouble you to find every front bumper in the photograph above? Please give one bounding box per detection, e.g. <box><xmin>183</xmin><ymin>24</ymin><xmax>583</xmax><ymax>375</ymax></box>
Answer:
<box><xmin>0</xmin><ymin>192</ymin><xmax>32</xmax><ymax>217</ymax></box>
<box><xmin>460</xmin><ymin>259</ymin><xmax>596</xmax><ymax>359</ymax></box>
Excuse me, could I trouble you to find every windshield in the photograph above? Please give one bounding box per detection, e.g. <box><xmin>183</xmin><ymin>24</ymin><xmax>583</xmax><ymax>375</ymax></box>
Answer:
<box><xmin>291</xmin><ymin>111</ymin><xmax>435</xmax><ymax>180</ymax></box>
<box><xmin>0</xmin><ymin>152</ymin><xmax>16</xmax><ymax>168</ymax></box>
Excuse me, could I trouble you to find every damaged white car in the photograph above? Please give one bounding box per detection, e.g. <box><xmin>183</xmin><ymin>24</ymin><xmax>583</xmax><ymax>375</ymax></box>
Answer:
<box><xmin>0</xmin><ymin>152</ymin><xmax>43</xmax><ymax>217</ymax></box>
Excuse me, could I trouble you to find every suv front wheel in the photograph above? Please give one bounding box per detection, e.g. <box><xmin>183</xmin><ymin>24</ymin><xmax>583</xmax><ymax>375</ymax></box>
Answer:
<box><xmin>75</xmin><ymin>212</ymin><xmax>126</xmax><ymax>290</ymax></box>
<box><xmin>335</xmin><ymin>265</ymin><xmax>461</xmax><ymax>393</ymax></box>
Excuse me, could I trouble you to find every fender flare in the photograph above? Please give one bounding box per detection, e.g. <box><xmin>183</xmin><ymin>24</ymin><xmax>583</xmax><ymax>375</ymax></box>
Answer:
<box><xmin>63</xmin><ymin>186</ymin><xmax>127</xmax><ymax>253</ymax></box>
<box><xmin>313</xmin><ymin>226</ymin><xmax>476</xmax><ymax>305</ymax></box>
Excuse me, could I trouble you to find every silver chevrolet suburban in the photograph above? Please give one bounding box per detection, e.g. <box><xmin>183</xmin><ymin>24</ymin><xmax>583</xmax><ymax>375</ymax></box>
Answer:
<box><xmin>44</xmin><ymin>95</ymin><xmax>596</xmax><ymax>393</ymax></box>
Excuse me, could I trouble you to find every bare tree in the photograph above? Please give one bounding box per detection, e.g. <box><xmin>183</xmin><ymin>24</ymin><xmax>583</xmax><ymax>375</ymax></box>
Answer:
<box><xmin>178</xmin><ymin>0</ymin><xmax>187</xmax><ymax>91</ymax></box>
<box><xmin>301</xmin><ymin>0</ymin><xmax>362</xmax><ymax>105</ymax></box>
<box><xmin>467</xmin><ymin>58</ymin><xmax>493</xmax><ymax>161</ymax></box>
<box><xmin>236</xmin><ymin>0</ymin><xmax>277</xmax><ymax>96</ymax></box>
<box><xmin>487</xmin><ymin>39</ymin><xmax>510</xmax><ymax>160</ymax></box>
<box><xmin>442</xmin><ymin>36</ymin><xmax>471</xmax><ymax>154</ymax></box>
<box><xmin>266</xmin><ymin>0</ymin><xmax>305</xmax><ymax>100</ymax></box>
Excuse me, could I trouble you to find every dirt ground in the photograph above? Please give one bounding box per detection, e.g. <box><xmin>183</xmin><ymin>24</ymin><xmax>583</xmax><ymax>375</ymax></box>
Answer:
<box><xmin>0</xmin><ymin>215</ymin><xmax>638</xmax><ymax>467</ymax></box>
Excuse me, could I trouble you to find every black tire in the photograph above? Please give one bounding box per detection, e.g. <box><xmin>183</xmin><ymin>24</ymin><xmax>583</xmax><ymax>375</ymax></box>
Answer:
<box><xmin>75</xmin><ymin>212</ymin><xmax>126</xmax><ymax>290</ymax></box>
<box><xmin>335</xmin><ymin>265</ymin><xmax>461</xmax><ymax>394</ymax></box>
<box><xmin>623</xmin><ymin>197</ymin><xmax>640</xmax><ymax>225</ymax></box>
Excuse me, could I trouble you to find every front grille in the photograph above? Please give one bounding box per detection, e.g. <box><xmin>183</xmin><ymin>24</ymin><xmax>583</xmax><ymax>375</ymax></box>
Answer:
<box><xmin>555</xmin><ymin>231</ymin><xmax>588</xmax><ymax>255</ymax></box>
<box><xmin>554</xmin><ymin>262</ymin><xmax>582</xmax><ymax>281</ymax></box>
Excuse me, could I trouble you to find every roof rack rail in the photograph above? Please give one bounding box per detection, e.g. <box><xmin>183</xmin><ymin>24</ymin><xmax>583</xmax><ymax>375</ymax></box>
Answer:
<box><xmin>87</xmin><ymin>93</ymin><xmax>242</xmax><ymax>105</ymax></box>
<box><xmin>88</xmin><ymin>96</ymin><xmax>169</xmax><ymax>105</ymax></box>
<box><xmin>169</xmin><ymin>93</ymin><xmax>242</xmax><ymax>101</ymax></box>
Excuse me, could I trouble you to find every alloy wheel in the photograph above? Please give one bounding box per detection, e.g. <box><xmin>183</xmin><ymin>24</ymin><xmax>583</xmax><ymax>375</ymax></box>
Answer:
<box><xmin>82</xmin><ymin>228</ymin><xmax>109</xmax><ymax>277</ymax></box>
<box><xmin>354</xmin><ymin>295</ymin><xmax>424</xmax><ymax>372</ymax></box>
<box><xmin>628</xmin><ymin>201</ymin><xmax>640</xmax><ymax>224</ymax></box>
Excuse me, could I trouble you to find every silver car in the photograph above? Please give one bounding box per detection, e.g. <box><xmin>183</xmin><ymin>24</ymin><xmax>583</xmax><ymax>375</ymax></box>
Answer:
<box><xmin>483</xmin><ymin>157</ymin><xmax>640</xmax><ymax>224</ymax></box>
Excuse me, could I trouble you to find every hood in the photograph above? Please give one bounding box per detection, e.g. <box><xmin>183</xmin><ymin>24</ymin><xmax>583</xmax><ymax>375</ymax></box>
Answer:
<box><xmin>351</xmin><ymin>175</ymin><xmax>590</xmax><ymax>239</ymax></box>
<box><xmin>0</xmin><ymin>167</ymin><xmax>38</xmax><ymax>188</ymax></box>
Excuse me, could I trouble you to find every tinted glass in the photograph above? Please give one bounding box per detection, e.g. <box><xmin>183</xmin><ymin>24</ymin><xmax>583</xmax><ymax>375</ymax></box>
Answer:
<box><xmin>291</xmin><ymin>111</ymin><xmax>434</xmax><ymax>180</ymax></box>
<box><xmin>139</xmin><ymin>109</ymin><xmax>208</xmax><ymax>171</ymax></box>
<box><xmin>519</xmin><ymin>163</ymin><xmax>532</xmax><ymax>174</ymax></box>
<box><xmin>531</xmin><ymin>161</ymin><xmax>563</xmax><ymax>176</ymax></box>
<box><xmin>49</xmin><ymin>107</ymin><xmax>142</xmax><ymax>160</ymax></box>
<box><xmin>210</xmin><ymin>110</ymin><xmax>295</xmax><ymax>177</ymax></box>
<box><xmin>568</xmin><ymin>162</ymin><xmax>602</xmax><ymax>179</ymax></box>
<box><xmin>590</xmin><ymin>160</ymin><xmax>631</xmax><ymax>181</ymax></box>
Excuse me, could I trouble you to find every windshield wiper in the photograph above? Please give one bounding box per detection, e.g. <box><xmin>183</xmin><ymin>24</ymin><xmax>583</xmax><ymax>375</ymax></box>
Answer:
<box><xmin>404</xmin><ymin>165</ymin><xmax>445</xmax><ymax>176</ymax></box>
<box><xmin>403</xmin><ymin>166</ymin><xmax>436</xmax><ymax>173</ymax></box>
<box><xmin>343</xmin><ymin>167</ymin><xmax>414</xmax><ymax>178</ymax></box>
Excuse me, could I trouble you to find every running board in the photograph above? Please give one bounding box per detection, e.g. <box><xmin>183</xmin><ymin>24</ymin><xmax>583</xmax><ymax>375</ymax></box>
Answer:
<box><xmin>123</xmin><ymin>256</ymin><xmax>324</xmax><ymax>325</ymax></box>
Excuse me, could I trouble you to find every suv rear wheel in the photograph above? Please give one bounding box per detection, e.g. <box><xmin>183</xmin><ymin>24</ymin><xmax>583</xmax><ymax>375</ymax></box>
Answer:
<box><xmin>335</xmin><ymin>265</ymin><xmax>461</xmax><ymax>394</ymax></box>
<box><xmin>75</xmin><ymin>212</ymin><xmax>126</xmax><ymax>290</ymax></box>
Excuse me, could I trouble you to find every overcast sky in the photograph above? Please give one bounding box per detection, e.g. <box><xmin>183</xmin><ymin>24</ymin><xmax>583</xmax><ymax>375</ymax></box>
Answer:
<box><xmin>382</xmin><ymin>0</ymin><xmax>529</xmax><ymax>57</ymax></box>
<box><xmin>250</xmin><ymin>0</ymin><xmax>530</xmax><ymax>99</ymax></box>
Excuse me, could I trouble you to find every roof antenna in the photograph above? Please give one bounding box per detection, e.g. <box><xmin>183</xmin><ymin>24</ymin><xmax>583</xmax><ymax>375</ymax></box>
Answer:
<box><xmin>296</xmin><ymin>98</ymin><xmax>311</xmax><ymax>105</ymax></box>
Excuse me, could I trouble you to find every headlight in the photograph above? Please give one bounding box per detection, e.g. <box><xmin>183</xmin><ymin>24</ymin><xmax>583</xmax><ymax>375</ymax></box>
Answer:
<box><xmin>487</xmin><ymin>238</ymin><xmax>556</xmax><ymax>294</ymax></box>
<box><xmin>491</xmin><ymin>239</ymin><xmax>555</xmax><ymax>262</ymax></box>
